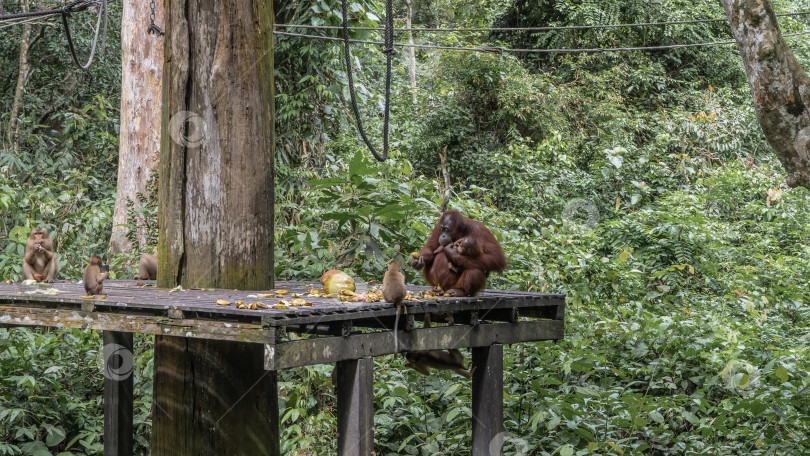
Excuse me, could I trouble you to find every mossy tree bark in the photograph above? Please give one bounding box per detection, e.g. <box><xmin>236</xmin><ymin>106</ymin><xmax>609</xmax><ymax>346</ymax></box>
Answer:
<box><xmin>722</xmin><ymin>0</ymin><xmax>810</xmax><ymax>189</ymax></box>
<box><xmin>157</xmin><ymin>0</ymin><xmax>275</xmax><ymax>289</ymax></box>
<box><xmin>152</xmin><ymin>0</ymin><xmax>276</xmax><ymax>453</ymax></box>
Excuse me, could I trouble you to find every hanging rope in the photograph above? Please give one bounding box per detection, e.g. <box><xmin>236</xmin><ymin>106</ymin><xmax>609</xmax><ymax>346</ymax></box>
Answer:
<box><xmin>341</xmin><ymin>0</ymin><xmax>396</xmax><ymax>162</ymax></box>
<box><xmin>61</xmin><ymin>0</ymin><xmax>108</xmax><ymax>69</ymax></box>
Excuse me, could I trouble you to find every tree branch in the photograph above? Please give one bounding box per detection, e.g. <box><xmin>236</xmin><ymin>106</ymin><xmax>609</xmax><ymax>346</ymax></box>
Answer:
<box><xmin>440</xmin><ymin>145</ymin><xmax>450</xmax><ymax>212</ymax></box>
<box><xmin>721</xmin><ymin>0</ymin><xmax>810</xmax><ymax>188</ymax></box>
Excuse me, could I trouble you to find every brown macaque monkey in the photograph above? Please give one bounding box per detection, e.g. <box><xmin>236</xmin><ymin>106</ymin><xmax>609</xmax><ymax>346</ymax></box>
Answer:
<box><xmin>382</xmin><ymin>262</ymin><xmax>407</xmax><ymax>353</ymax></box>
<box><xmin>22</xmin><ymin>227</ymin><xmax>58</xmax><ymax>282</ymax></box>
<box><xmin>404</xmin><ymin>349</ymin><xmax>472</xmax><ymax>378</ymax></box>
<box><xmin>133</xmin><ymin>253</ymin><xmax>157</xmax><ymax>280</ymax></box>
<box><xmin>83</xmin><ymin>256</ymin><xmax>109</xmax><ymax>295</ymax></box>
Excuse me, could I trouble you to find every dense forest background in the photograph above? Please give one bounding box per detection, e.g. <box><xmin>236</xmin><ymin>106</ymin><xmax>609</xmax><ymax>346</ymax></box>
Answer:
<box><xmin>1</xmin><ymin>0</ymin><xmax>810</xmax><ymax>454</ymax></box>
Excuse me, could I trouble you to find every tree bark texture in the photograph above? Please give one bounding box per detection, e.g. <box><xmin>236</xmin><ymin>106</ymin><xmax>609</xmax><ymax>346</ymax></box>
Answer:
<box><xmin>110</xmin><ymin>0</ymin><xmax>164</xmax><ymax>254</ymax></box>
<box><xmin>151</xmin><ymin>337</ymin><xmax>279</xmax><ymax>456</ymax></box>
<box><xmin>157</xmin><ymin>0</ymin><xmax>275</xmax><ymax>289</ymax></box>
<box><xmin>722</xmin><ymin>0</ymin><xmax>810</xmax><ymax>189</ymax></box>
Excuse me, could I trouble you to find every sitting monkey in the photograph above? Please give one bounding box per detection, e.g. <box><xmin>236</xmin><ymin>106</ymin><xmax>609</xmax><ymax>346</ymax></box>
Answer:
<box><xmin>83</xmin><ymin>256</ymin><xmax>110</xmax><ymax>295</ymax></box>
<box><xmin>133</xmin><ymin>252</ymin><xmax>157</xmax><ymax>280</ymax></box>
<box><xmin>22</xmin><ymin>227</ymin><xmax>58</xmax><ymax>282</ymax></box>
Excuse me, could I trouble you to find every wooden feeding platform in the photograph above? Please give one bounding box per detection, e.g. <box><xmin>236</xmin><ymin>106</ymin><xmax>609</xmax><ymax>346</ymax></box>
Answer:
<box><xmin>0</xmin><ymin>280</ymin><xmax>565</xmax><ymax>455</ymax></box>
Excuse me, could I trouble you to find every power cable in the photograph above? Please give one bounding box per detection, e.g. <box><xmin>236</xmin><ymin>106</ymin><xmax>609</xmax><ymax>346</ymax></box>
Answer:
<box><xmin>274</xmin><ymin>29</ymin><xmax>810</xmax><ymax>54</ymax></box>
<box><xmin>274</xmin><ymin>10</ymin><xmax>810</xmax><ymax>33</ymax></box>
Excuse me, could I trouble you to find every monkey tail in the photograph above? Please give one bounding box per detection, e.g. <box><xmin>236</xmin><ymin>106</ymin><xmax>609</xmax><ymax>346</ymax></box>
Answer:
<box><xmin>393</xmin><ymin>304</ymin><xmax>400</xmax><ymax>354</ymax></box>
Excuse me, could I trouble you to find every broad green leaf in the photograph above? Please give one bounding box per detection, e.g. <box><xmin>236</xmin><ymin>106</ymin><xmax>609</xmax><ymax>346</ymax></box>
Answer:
<box><xmin>633</xmin><ymin>416</ymin><xmax>648</xmax><ymax>427</ymax></box>
<box><xmin>606</xmin><ymin>441</ymin><xmax>624</xmax><ymax>454</ymax></box>
<box><xmin>443</xmin><ymin>383</ymin><xmax>462</xmax><ymax>397</ymax></box>
<box><xmin>649</xmin><ymin>410</ymin><xmax>665</xmax><ymax>423</ymax></box>
<box><xmin>773</xmin><ymin>366</ymin><xmax>789</xmax><ymax>383</ymax></box>
<box><xmin>732</xmin><ymin>372</ymin><xmax>750</xmax><ymax>389</ymax></box>
<box><xmin>44</xmin><ymin>424</ymin><xmax>66</xmax><ymax>447</ymax></box>
<box><xmin>682</xmin><ymin>411</ymin><xmax>699</xmax><ymax>425</ymax></box>
<box><xmin>20</xmin><ymin>441</ymin><xmax>50</xmax><ymax>456</ymax></box>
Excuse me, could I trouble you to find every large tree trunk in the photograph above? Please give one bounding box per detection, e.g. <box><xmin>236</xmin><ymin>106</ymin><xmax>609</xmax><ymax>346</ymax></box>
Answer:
<box><xmin>157</xmin><ymin>0</ymin><xmax>274</xmax><ymax>289</ymax></box>
<box><xmin>152</xmin><ymin>0</ymin><xmax>276</xmax><ymax>453</ymax></box>
<box><xmin>721</xmin><ymin>0</ymin><xmax>810</xmax><ymax>189</ymax></box>
<box><xmin>109</xmin><ymin>0</ymin><xmax>164</xmax><ymax>254</ymax></box>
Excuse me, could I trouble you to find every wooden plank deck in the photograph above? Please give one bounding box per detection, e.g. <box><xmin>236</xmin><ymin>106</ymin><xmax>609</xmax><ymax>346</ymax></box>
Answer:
<box><xmin>0</xmin><ymin>279</ymin><xmax>565</xmax><ymax>455</ymax></box>
<box><xmin>0</xmin><ymin>280</ymin><xmax>564</xmax><ymax>370</ymax></box>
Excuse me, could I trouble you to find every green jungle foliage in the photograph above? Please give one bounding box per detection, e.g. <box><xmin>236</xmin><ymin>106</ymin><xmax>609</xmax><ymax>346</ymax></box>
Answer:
<box><xmin>2</xmin><ymin>0</ymin><xmax>810</xmax><ymax>454</ymax></box>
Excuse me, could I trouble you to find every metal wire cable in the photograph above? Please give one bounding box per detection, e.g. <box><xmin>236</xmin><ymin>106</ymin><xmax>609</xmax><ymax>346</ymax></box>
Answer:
<box><xmin>341</xmin><ymin>0</ymin><xmax>395</xmax><ymax>162</ymax></box>
<box><xmin>275</xmin><ymin>10</ymin><xmax>810</xmax><ymax>33</ymax></box>
<box><xmin>275</xmin><ymin>29</ymin><xmax>810</xmax><ymax>54</ymax></box>
<box><xmin>0</xmin><ymin>15</ymin><xmax>54</xmax><ymax>30</ymax></box>
<box><xmin>0</xmin><ymin>0</ymin><xmax>108</xmax><ymax>69</ymax></box>
<box><xmin>0</xmin><ymin>0</ymin><xmax>96</xmax><ymax>21</ymax></box>
<box><xmin>61</xmin><ymin>0</ymin><xmax>108</xmax><ymax>69</ymax></box>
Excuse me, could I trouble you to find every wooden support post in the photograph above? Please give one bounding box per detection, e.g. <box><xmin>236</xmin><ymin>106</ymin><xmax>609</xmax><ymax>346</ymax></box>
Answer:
<box><xmin>152</xmin><ymin>336</ymin><xmax>279</xmax><ymax>455</ymax></box>
<box><xmin>471</xmin><ymin>344</ymin><xmax>503</xmax><ymax>456</ymax></box>
<box><xmin>335</xmin><ymin>358</ymin><xmax>374</xmax><ymax>456</ymax></box>
<box><xmin>103</xmin><ymin>331</ymin><xmax>134</xmax><ymax>456</ymax></box>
